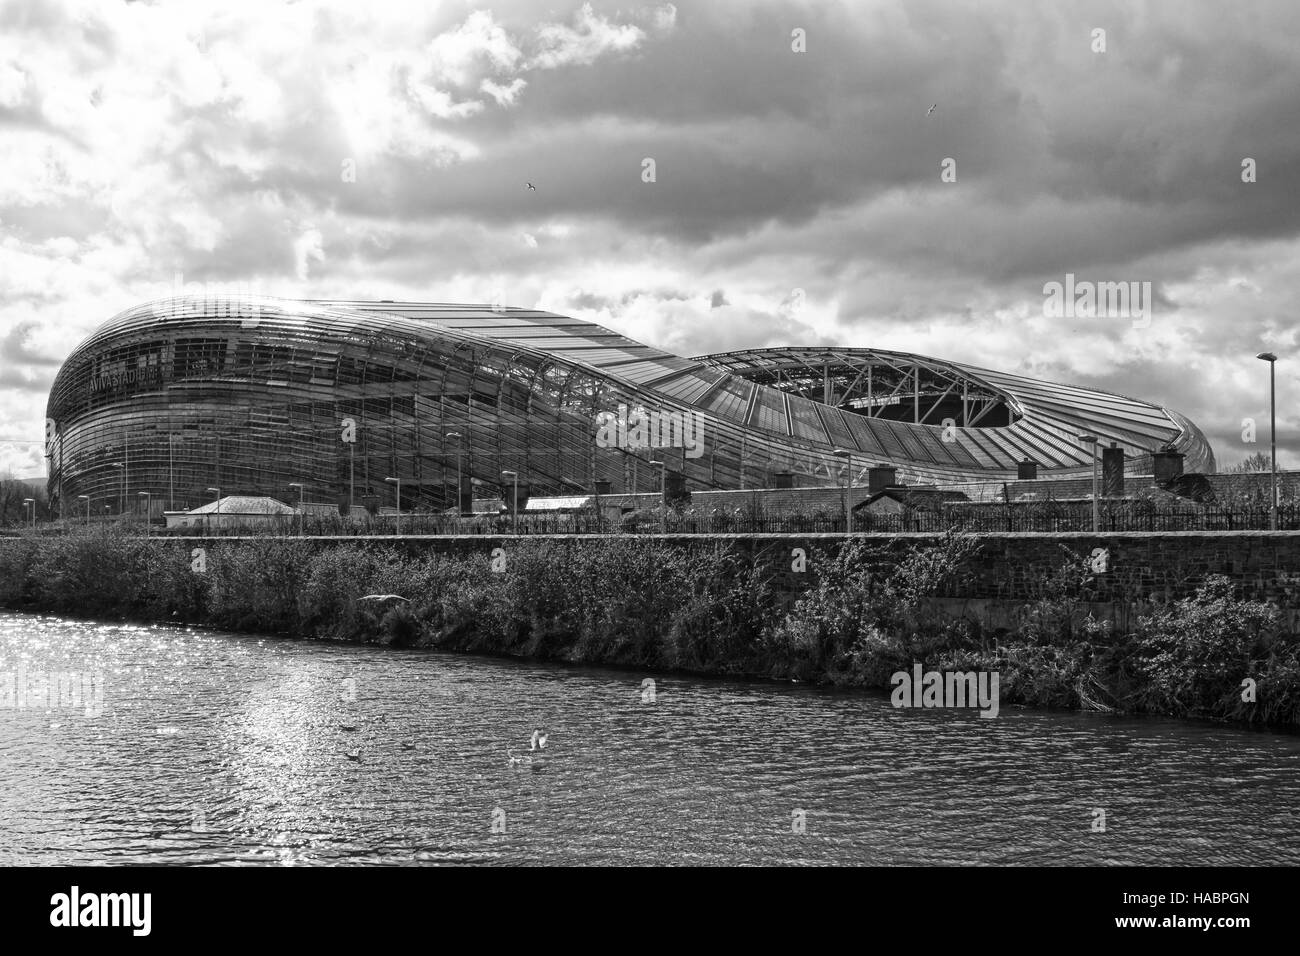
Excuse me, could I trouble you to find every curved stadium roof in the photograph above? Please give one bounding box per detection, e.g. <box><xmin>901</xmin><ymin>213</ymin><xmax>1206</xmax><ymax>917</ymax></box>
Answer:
<box><xmin>44</xmin><ymin>295</ymin><xmax>1214</xmax><ymax>512</ymax></box>
<box><xmin>322</xmin><ymin>299</ymin><xmax>1215</xmax><ymax>480</ymax></box>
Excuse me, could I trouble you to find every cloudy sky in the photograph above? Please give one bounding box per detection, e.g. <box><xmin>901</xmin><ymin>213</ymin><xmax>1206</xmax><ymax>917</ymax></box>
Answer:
<box><xmin>2</xmin><ymin>0</ymin><xmax>1298</xmax><ymax>477</ymax></box>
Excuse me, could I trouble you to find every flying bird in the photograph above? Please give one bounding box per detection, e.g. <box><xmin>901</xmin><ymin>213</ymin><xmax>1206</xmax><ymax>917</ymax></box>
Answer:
<box><xmin>526</xmin><ymin>182</ymin><xmax>536</xmax><ymax>191</ymax></box>
<box><xmin>358</xmin><ymin>594</ymin><xmax>408</xmax><ymax>603</ymax></box>
<box><xmin>927</xmin><ymin>103</ymin><xmax>937</xmax><ymax>116</ymax></box>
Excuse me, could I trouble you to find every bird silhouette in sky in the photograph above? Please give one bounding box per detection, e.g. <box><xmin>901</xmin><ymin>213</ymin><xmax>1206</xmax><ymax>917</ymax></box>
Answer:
<box><xmin>927</xmin><ymin>103</ymin><xmax>937</xmax><ymax>116</ymax></box>
<box><xmin>526</xmin><ymin>182</ymin><xmax>536</xmax><ymax>190</ymax></box>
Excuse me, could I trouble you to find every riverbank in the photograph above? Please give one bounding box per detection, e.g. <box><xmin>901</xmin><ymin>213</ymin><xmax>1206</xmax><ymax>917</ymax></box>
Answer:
<box><xmin>1</xmin><ymin>530</ymin><xmax>1297</xmax><ymax>725</ymax></box>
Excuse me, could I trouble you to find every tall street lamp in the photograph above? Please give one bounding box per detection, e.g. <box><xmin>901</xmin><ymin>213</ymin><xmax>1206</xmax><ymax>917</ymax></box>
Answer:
<box><xmin>446</xmin><ymin>431</ymin><xmax>463</xmax><ymax>515</ymax></box>
<box><xmin>206</xmin><ymin>487</ymin><xmax>221</xmax><ymax>533</ymax></box>
<box><xmin>289</xmin><ymin>482</ymin><xmax>305</xmax><ymax>536</ymax></box>
<box><xmin>833</xmin><ymin>448</ymin><xmax>854</xmax><ymax>535</ymax></box>
<box><xmin>1257</xmin><ymin>352</ymin><xmax>1279</xmax><ymax>531</ymax></box>
<box><xmin>649</xmin><ymin>460</ymin><xmax>666</xmax><ymax>534</ymax></box>
<box><xmin>1079</xmin><ymin>435</ymin><xmax>1099</xmax><ymax>532</ymax></box>
<box><xmin>77</xmin><ymin>494</ymin><xmax>90</xmax><ymax>525</ymax></box>
<box><xmin>501</xmin><ymin>470</ymin><xmax>518</xmax><ymax>534</ymax></box>
<box><xmin>384</xmin><ymin>477</ymin><xmax>401</xmax><ymax>535</ymax></box>
<box><xmin>23</xmin><ymin>497</ymin><xmax>34</xmax><ymax>530</ymax></box>
<box><xmin>168</xmin><ymin>433</ymin><xmax>176</xmax><ymax>512</ymax></box>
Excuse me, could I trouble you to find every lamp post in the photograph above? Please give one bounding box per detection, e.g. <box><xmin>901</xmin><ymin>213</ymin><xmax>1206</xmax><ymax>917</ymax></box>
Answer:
<box><xmin>206</xmin><ymin>487</ymin><xmax>221</xmax><ymax>533</ymax></box>
<box><xmin>108</xmin><ymin>461</ymin><xmax>124</xmax><ymax>515</ymax></box>
<box><xmin>384</xmin><ymin>477</ymin><xmax>401</xmax><ymax>535</ymax></box>
<box><xmin>138</xmin><ymin>491</ymin><xmax>151</xmax><ymax>536</ymax></box>
<box><xmin>649</xmin><ymin>460</ymin><xmax>666</xmax><ymax>534</ymax></box>
<box><xmin>77</xmin><ymin>494</ymin><xmax>89</xmax><ymax>526</ymax></box>
<box><xmin>446</xmin><ymin>431</ymin><xmax>463</xmax><ymax>515</ymax></box>
<box><xmin>833</xmin><ymin>448</ymin><xmax>854</xmax><ymax>535</ymax></box>
<box><xmin>1257</xmin><ymin>352</ymin><xmax>1279</xmax><ymax>531</ymax></box>
<box><xmin>289</xmin><ymin>482</ymin><xmax>305</xmax><ymax>536</ymax></box>
<box><xmin>167</xmin><ymin>434</ymin><xmax>177</xmax><ymax>512</ymax></box>
<box><xmin>23</xmin><ymin>497</ymin><xmax>34</xmax><ymax>530</ymax></box>
<box><xmin>501</xmin><ymin>470</ymin><xmax>518</xmax><ymax>534</ymax></box>
<box><xmin>1079</xmin><ymin>435</ymin><xmax>1099</xmax><ymax>532</ymax></box>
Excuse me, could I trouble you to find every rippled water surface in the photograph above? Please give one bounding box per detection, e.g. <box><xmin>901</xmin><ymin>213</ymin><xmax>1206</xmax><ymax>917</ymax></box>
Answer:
<box><xmin>1</xmin><ymin>611</ymin><xmax>1298</xmax><ymax>865</ymax></box>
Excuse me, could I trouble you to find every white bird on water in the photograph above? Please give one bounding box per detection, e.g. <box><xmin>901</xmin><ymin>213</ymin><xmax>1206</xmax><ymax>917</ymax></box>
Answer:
<box><xmin>509</xmin><ymin>729</ymin><xmax>551</xmax><ymax>767</ymax></box>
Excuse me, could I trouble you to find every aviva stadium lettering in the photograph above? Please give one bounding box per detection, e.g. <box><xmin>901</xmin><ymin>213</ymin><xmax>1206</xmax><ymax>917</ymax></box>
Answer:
<box><xmin>89</xmin><ymin>363</ymin><xmax>166</xmax><ymax>393</ymax></box>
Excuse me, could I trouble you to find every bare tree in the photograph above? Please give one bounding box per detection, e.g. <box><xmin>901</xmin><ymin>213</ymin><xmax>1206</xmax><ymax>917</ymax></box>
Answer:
<box><xmin>0</xmin><ymin>474</ymin><xmax>50</xmax><ymax>527</ymax></box>
<box><xmin>1223</xmin><ymin>451</ymin><xmax>1272</xmax><ymax>474</ymax></box>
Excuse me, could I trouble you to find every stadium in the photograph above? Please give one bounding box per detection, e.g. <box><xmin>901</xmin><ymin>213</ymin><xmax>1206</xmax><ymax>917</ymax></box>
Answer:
<box><xmin>43</xmin><ymin>294</ymin><xmax>1215</xmax><ymax>516</ymax></box>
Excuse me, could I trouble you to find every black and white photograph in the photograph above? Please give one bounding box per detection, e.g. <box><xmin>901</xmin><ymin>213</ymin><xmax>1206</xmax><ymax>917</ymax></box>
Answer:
<box><xmin>0</xmin><ymin>0</ymin><xmax>1294</xmax><ymax>935</ymax></box>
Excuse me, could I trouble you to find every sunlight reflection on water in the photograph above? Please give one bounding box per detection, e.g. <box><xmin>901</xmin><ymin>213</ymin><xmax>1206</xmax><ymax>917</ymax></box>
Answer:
<box><xmin>2</xmin><ymin>611</ymin><xmax>1298</xmax><ymax>865</ymax></box>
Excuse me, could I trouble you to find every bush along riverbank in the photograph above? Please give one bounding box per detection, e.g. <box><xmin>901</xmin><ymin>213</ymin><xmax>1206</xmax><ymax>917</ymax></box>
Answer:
<box><xmin>0</xmin><ymin>530</ymin><xmax>1296</xmax><ymax>726</ymax></box>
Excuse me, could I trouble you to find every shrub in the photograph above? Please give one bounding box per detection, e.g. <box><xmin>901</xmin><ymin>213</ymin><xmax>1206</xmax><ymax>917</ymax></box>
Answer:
<box><xmin>1132</xmin><ymin>575</ymin><xmax>1280</xmax><ymax>718</ymax></box>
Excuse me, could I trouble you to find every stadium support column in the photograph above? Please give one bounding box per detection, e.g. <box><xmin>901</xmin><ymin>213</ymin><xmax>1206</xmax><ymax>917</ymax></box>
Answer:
<box><xmin>914</xmin><ymin>366</ymin><xmax>920</xmax><ymax>424</ymax></box>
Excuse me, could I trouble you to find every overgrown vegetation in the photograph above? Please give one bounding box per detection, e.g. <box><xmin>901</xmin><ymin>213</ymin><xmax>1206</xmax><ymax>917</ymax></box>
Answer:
<box><xmin>0</xmin><ymin>528</ymin><xmax>1295</xmax><ymax>726</ymax></box>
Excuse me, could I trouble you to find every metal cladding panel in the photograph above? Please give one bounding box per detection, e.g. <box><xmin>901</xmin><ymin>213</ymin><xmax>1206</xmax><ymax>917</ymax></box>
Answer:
<box><xmin>750</xmin><ymin>386</ymin><xmax>788</xmax><ymax>435</ymax></box>
<box><xmin>816</xmin><ymin>405</ymin><xmax>857</xmax><ymax>452</ymax></box>
<box><xmin>701</xmin><ymin>376</ymin><xmax>753</xmax><ymax>423</ymax></box>
<box><xmin>651</xmin><ymin>369</ymin><xmax>725</xmax><ymax>404</ymax></box>
<box><xmin>612</xmin><ymin>358</ymin><xmax>697</xmax><ymax>383</ymax></box>
<box><xmin>842</xmin><ymin>412</ymin><xmax>889</xmax><ymax>457</ymax></box>
<box><xmin>786</xmin><ymin>395</ymin><xmax>830</xmax><ymax>444</ymax></box>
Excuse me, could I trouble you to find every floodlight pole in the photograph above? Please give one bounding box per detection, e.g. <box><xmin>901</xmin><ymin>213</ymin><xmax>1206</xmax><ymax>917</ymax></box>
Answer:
<box><xmin>1079</xmin><ymin>436</ymin><xmax>1099</xmax><ymax>532</ymax></box>
<box><xmin>501</xmin><ymin>470</ymin><xmax>518</xmax><ymax>534</ymax></box>
<box><xmin>649</xmin><ymin>460</ymin><xmax>665</xmax><ymax>533</ymax></box>
<box><xmin>447</xmin><ymin>431</ymin><xmax>463</xmax><ymax>515</ymax></box>
<box><xmin>206</xmin><ymin>487</ymin><xmax>221</xmax><ymax>533</ymax></box>
<box><xmin>168</xmin><ymin>434</ymin><xmax>175</xmax><ymax>511</ymax></box>
<box><xmin>385</xmin><ymin>477</ymin><xmax>401</xmax><ymax>535</ymax></box>
<box><xmin>289</xmin><ymin>483</ymin><xmax>305</xmax><ymax>536</ymax></box>
<box><xmin>1257</xmin><ymin>352</ymin><xmax>1279</xmax><ymax>530</ymax></box>
<box><xmin>833</xmin><ymin>448</ymin><xmax>854</xmax><ymax>535</ymax></box>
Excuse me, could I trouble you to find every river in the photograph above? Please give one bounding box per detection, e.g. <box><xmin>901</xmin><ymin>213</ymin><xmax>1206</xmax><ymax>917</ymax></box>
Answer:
<box><xmin>1</xmin><ymin>611</ymin><xmax>1297</xmax><ymax>865</ymax></box>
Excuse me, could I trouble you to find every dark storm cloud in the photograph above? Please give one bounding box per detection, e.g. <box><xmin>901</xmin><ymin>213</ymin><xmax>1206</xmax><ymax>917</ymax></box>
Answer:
<box><xmin>0</xmin><ymin>322</ymin><xmax>61</xmax><ymax>368</ymax></box>
<box><xmin>4</xmin><ymin>0</ymin><xmax>1300</xmax><ymax>475</ymax></box>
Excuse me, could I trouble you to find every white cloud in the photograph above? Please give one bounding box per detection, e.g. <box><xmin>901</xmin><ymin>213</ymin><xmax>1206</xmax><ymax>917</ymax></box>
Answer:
<box><xmin>294</xmin><ymin>229</ymin><xmax>325</xmax><ymax>280</ymax></box>
<box><xmin>0</xmin><ymin>62</ymin><xmax>28</xmax><ymax>108</ymax></box>
<box><xmin>481</xmin><ymin>76</ymin><xmax>527</xmax><ymax>107</ymax></box>
<box><xmin>529</xmin><ymin>3</ymin><xmax>646</xmax><ymax>70</ymax></box>
<box><xmin>426</xmin><ymin>10</ymin><xmax>523</xmax><ymax>88</ymax></box>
